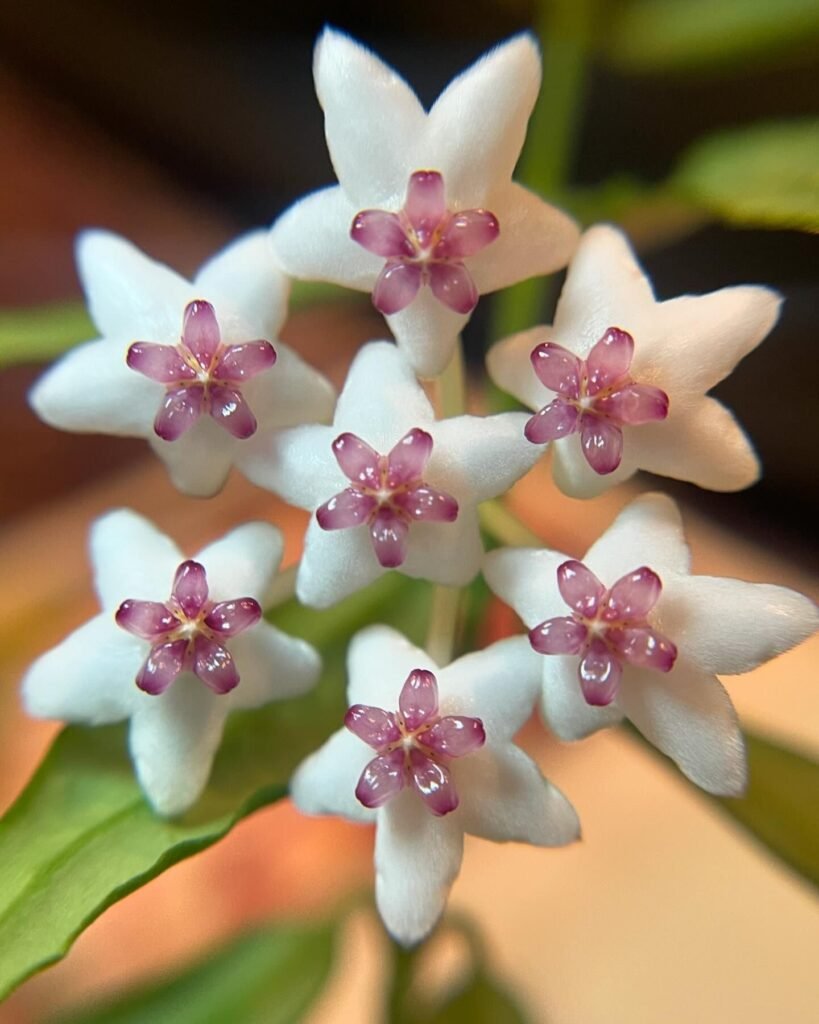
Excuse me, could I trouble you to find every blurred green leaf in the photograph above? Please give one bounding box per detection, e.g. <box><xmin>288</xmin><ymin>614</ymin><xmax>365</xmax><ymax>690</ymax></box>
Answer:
<box><xmin>421</xmin><ymin>971</ymin><xmax>528</xmax><ymax>1023</ymax></box>
<box><xmin>716</xmin><ymin>732</ymin><xmax>819</xmax><ymax>890</ymax></box>
<box><xmin>0</xmin><ymin>280</ymin><xmax>354</xmax><ymax>369</ymax></box>
<box><xmin>671</xmin><ymin>119</ymin><xmax>819</xmax><ymax>232</ymax></box>
<box><xmin>53</xmin><ymin>920</ymin><xmax>336</xmax><ymax>1024</ymax></box>
<box><xmin>0</xmin><ymin>573</ymin><xmax>431</xmax><ymax>1000</ymax></box>
<box><xmin>608</xmin><ymin>0</ymin><xmax>819</xmax><ymax>73</ymax></box>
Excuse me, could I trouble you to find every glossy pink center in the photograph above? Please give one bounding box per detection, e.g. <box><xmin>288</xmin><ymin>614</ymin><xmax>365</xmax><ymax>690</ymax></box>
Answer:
<box><xmin>524</xmin><ymin>327</ymin><xmax>669</xmax><ymax>475</ymax></box>
<box><xmin>126</xmin><ymin>300</ymin><xmax>277</xmax><ymax>442</ymax></box>
<box><xmin>528</xmin><ymin>559</ymin><xmax>677</xmax><ymax>706</ymax></box>
<box><xmin>316</xmin><ymin>427</ymin><xmax>458</xmax><ymax>569</ymax></box>
<box><xmin>115</xmin><ymin>559</ymin><xmax>261</xmax><ymax>696</ymax></box>
<box><xmin>350</xmin><ymin>170</ymin><xmax>499</xmax><ymax>316</ymax></box>
<box><xmin>346</xmin><ymin>668</ymin><xmax>485</xmax><ymax>816</ymax></box>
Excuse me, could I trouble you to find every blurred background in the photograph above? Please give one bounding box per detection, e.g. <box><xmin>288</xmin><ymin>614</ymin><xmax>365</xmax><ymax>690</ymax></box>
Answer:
<box><xmin>0</xmin><ymin>1</ymin><xmax>817</xmax><ymax>1021</ymax></box>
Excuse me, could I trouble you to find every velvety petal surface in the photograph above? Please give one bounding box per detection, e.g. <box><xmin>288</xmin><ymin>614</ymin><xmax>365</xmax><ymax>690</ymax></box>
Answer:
<box><xmin>617</xmin><ymin>660</ymin><xmax>747</xmax><ymax>797</ymax></box>
<box><xmin>195</xmin><ymin>521</ymin><xmax>283</xmax><ymax>605</ymax></box>
<box><xmin>375</xmin><ymin>788</ymin><xmax>464</xmax><ymax>945</ymax></box>
<box><xmin>454</xmin><ymin>746</ymin><xmax>580</xmax><ymax>845</ymax></box>
<box><xmin>289</xmin><ymin>727</ymin><xmax>377</xmax><ymax>824</ymax></box>
<box><xmin>485</xmin><ymin>328</ymin><xmax>555</xmax><ymax>413</ymax></box>
<box><xmin>483</xmin><ymin>547</ymin><xmax>569</xmax><ymax>629</ymax></box>
<box><xmin>148</xmin><ymin>416</ymin><xmax>238</xmax><ymax>498</ymax></box>
<box><xmin>228</xmin><ymin>625</ymin><xmax>321</xmax><ymax>710</ymax></box>
<box><xmin>91</xmin><ymin>509</ymin><xmax>183</xmax><ymax>610</ymax></box>
<box><xmin>540</xmin><ymin>655</ymin><xmax>624</xmax><ymax>741</ymax></box>
<box><xmin>128</xmin><ymin>674</ymin><xmax>229</xmax><ymax>816</ymax></box>
<box><xmin>385</xmin><ymin>289</ymin><xmax>469</xmax><ymax>379</ymax></box>
<box><xmin>297</xmin><ymin>518</ymin><xmax>386</xmax><ymax>609</ymax></box>
<box><xmin>346</xmin><ymin>626</ymin><xmax>435</xmax><ymax>710</ymax></box>
<box><xmin>660</xmin><ymin>575</ymin><xmax>819</xmax><ymax>676</ymax></box>
<box><xmin>239</xmin><ymin>423</ymin><xmax>336</xmax><ymax>510</ymax></box>
<box><xmin>399</xmin><ymin>507</ymin><xmax>483</xmax><ymax>588</ymax></box>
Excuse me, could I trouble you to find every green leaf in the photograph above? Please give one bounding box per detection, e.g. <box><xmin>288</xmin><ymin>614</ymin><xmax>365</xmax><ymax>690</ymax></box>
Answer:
<box><xmin>0</xmin><ymin>280</ymin><xmax>355</xmax><ymax>369</ymax></box>
<box><xmin>52</xmin><ymin>920</ymin><xmax>337</xmax><ymax>1024</ymax></box>
<box><xmin>0</xmin><ymin>572</ymin><xmax>431</xmax><ymax>1000</ymax></box>
<box><xmin>421</xmin><ymin>972</ymin><xmax>528</xmax><ymax>1024</ymax></box>
<box><xmin>607</xmin><ymin>0</ymin><xmax>819</xmax><ymax>74</ymax></box>
<box><xmin>671</xmin><ymin>119</ymin><xmax>819</xmax><ymax>232</ymax></box>
<box><xmin>715</xmin><ymin>731</ymin><xmax>819</xmax><ymax>890</ymax></box>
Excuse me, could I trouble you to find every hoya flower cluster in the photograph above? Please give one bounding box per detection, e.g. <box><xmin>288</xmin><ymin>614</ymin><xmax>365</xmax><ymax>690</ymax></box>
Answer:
<box><xmin>23</xmin><ymin>28</ymin><xmax>817</xmax><ymax>948</ymax></box>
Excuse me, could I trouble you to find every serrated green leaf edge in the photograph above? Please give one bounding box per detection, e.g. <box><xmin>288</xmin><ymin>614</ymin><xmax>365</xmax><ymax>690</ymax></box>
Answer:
<box><xmin>51</xmin><ymin>919</ymin><xmax>338</xmax><ymax>1024</ymax></box>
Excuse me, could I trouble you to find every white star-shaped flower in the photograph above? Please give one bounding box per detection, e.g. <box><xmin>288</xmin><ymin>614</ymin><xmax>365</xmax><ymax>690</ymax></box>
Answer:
<box><xmin>484</xmin><ymin>493</ymin><xmax>819</xmax><ymax>796</ymax></box>
<box><xmin>30</xmin><ymin>230</ymin><xmax>336</xmax><ymax>497</ymax></box>
<box><xmin>291</xmin><ymin>625</ymin><xmax>579</xmax><ymax>945</ymax></box>
<box><xmin>271</xmin><ymin>28</ymin><xmax>579</xmax><ymax>378</ymax></box>
<box><xmin>22</xmin><ymin>510</ymin><xmax>321</xmax><ymax>817</ymax></box>
<box><xmin>241</xmin><ymin>342</ymin><xmax>541</xmax><ymax>608</ymax></box>
<box><xmin>487</xmin><ymin>225</ymin><xmax>782</xmax><ymax>498</ymax></box>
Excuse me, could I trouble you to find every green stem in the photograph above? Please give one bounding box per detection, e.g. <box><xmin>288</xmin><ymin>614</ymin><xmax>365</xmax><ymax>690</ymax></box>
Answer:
<box><xmin>479</xmin><ymin>499</ymin><xmax>542</xmax><ymax>549</ymax></box>
<box><xmin>489</xmin><ymin>0</ymin><xmax>596</xmax><ymax>343</ymax></box>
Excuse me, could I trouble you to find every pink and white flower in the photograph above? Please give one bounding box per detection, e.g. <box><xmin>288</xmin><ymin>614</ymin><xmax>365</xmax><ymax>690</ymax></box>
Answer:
<box><xmin>23</xmin><ymin>510</ymin><xmax>321</xmax><ymax>816</ymax></box>
<box><xmin>241</xmin><ymin>342</ymin><xmax>541</xmax><ymax>607</ymax></box>
<box><xmin>487</xmin><ymin>225</ymin><xmax>782</xmax><ymax>498</ymax></box>
<box><xmin>484</xmin><ymin>493</ymin><xmax>819</xmax><ymax>795</ymax></box>
<box><xmin>291</xmin><ymin>625</ymin><xmax>579</xmax><ymax>945</ymax></box>
<box><xmin>271</xmin><ymin>28</ymin><xmax>579</xmax><ymax>378</ymax></box>
<box><xmin>30</xmin><ymin>230</ymin><xmax>335</xmax><ymax>496</ymax></box>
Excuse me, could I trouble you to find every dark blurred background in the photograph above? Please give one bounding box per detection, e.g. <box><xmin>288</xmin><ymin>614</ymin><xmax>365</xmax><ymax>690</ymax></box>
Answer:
<box><xmin>0</xmin><ymin>0</ymin><xmax>817</xmax><ymax>560</ymax></box>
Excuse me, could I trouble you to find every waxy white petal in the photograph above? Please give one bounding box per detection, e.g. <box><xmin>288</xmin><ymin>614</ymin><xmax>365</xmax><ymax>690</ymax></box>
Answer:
<box><xmin>399</xmin><ymin>508</ymin><xmax>484</xmax><ymax>589</ymax></box>
<box><xmin>128</xmin><ymin>674</ymin><xmax>229</xmax><ymax>817</ymax></box>
<box><xmin>483</xmin><ymin>547</ymin><xmax>569</xmax><ymax>629</ymax></box>
<box><xmin>229</xmin><ymin>625</ymin><xmax>321</xmax><ymax>709</ymax></box>
<box><xmin>583</xmin><ymin>493</ymin><xmax>691</xmax><ymax>582</ymax></box>
<box><xmin>375</xmin><ymin>788</ymin><xmax>464</xmax><ymax>946</ymax></box>
<box><xmin>660</xmin><ymin>576</ymin><xmax>819</xmax><ymax>676</ymax></box>
<box><xmin>297</xmin><ymin>518</ymin><xmax>384</xmax><ymax>609</ymax></box>
<box><xmin>347</xmin><ymin>626</ymin><xmax>434</xmax><ymax>709</ymax></box>
<box><xmin>485</xmin><ymin>328</ymin><xmax>552</xmax><ymax>411</ymax></box>
<box><xmin>148</xmin><ymin>417</ymin><xmax>238</xmax><ymax>498</ymax></box>
<box><xmin>77</xmin><ymin>230</ymin><xmax>191</xmax><ymax>341</ymax></box>
<box><xmin>250</xmin><ymin>343</ymin><xmax>336</xmax><ymax>434</ymax></box>
<box><xmin>314</xmin><ymin>28</ymin><xmax>426</xmax><ymax>206</ymax></box>
<box><xmin>618</xmin><ymin>660</ymin><xmax>746</xmax><ymax>796</ymax></box>
<box><xmin>22</xmin><ymin>616</ymin><xmax>142</xmax><ymax>724</ymax></box>
<box><xmin>550</xmin><ymin>434</ymin><xmax>640</xmax><ymax>499</ymax></box>
<box><xmin>91</xmin><ymin>509</ymin><xmax>183</xmax><ymax>609</ymax></box>
<box><xmin>290</xmin><ymin>727</ymin><xmax>376</xmax><ymax>824</ymax></box>
<box><xmin>195</xmin><ymin>522</ymin><xmax>283</xmax><ymax>605</ymax></box>
<box><xmin>384</xmin><ymin>291</ymin><xmax>469</xmax><ymax>380</ymax></box>
<box><xmin>241</xmin><ymin>424</ymin><xmax>336</xmax><ymax>510</ymax></box>
<box><xmin>541</xmin><ymin>655</ymin><xmax>624</xmax><ymax>740</ymax></box>
<box><xmin>455</xmin><ymin>745</ymin><xmax>580</xmax><ymax>845</ymax></box>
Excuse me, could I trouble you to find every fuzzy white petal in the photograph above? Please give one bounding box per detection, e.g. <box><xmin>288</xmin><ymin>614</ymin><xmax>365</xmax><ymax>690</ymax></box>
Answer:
<box><xmin>194</xmin><ymin>230</ymin><xmax>290</xmax><ymax>338</ymax></box>
<box><xmin>661</xmin><ymin>576</ymin><xmax>819</xmax><ymax>676</ymax></box>
<box><xmin>469</xmin><ymin>183</ymin><xmax>579</xmax><ymax>294</ymax></box>
<box><xmin>334</xmin><ymin>342</ymin><xmax>435</xmax><ymax>444</ymax></box>
<box><xmin>454</xmin><ymin>745</ymin><xmax>579</xmax><ymax>845</ymax></box>
<box><xmin>91</xmin><ymin>509</ymin><xmax>182</xmax><ymax>609</ymax></box>
<box><xmin>30</xmin><ymin>338</ymin><xmax>158</xmax><ymax>437</ymax></box>
<box><xmin>194</xmin><ymin>522</ymin><xmax>282</xmax><ymax>604</ymax></box>
<box><xmin>431</xmin><ymin>412</ymin><xmax>539</xmax><ymax>502</ymax></box>
<box><xmin>385</xmin><ymin>293</ymin><xmax>469</xmax><ymax>380</ymax></box>
<box><xmin>128</xmin><ymin>675</ymin><xmax>228</xmax><ymax>817</ymax></box>
<box><xmin>270</xmin><ymin>186</ymin><xmax>379</xmax><ymax>289</ymax></box>
<box><xmin>76</xmin><ymin>230</ymin><xmax>191</xmax><ymax>341</ymax></box>
<box><xmin>314</xmin><ymin>28</ymin><xmax>425</xmax><ymax>206</ymax></box>
<box><xmin>290</xmin><ymin>726</ymin><xmax>376</xmax><ymax>824</ymax></box>
<box><xmin>148</xmin><ymin>418</ymin><xmax>237</xmax><ymax>498</ymax></box>
<box><xmin>422</xmin><ymin>35</ymin><xmax>540</xmax><ymax>204</ymax></box>
<box><xmin>400</xmin><ymin>507</ymin><xmax>484</xmax><ymax>589</ymax></box>
<box><xmin>641</xmin><ymin>286</ymin><xmax>782</xmax><ymax>398</ymax></box>
<box><xmin>618</xmin><ymin>660</ymin><xmax>746</xmax><ymax>797</ymax></box>
<box><xmin>240</xmin><ymin>423</ymin><xmax>336</xmax><ymax>509</ymax></box>
<box><xmin>346</xmin><ymin>625</ymin><xmax>434</xmax><ymax>708</ymax></box>
<box><xmin>541</xmin><ymin>655</ymin><xmax>624</xmax><ymax>740</ymax></box>
<box><xmin>297</xmin><ymin>518</ymin><xmax>384</xmax><ymax>609</ymax></box>
<box><xmin>22</xmin><ymin>615</ymin><xmax>141</xmax><ymax>724</ymax></box>
<box><xmin>250</xmin><ymin>342</ymin><xmax>336</xmax><ymax>434</ymax></box>
<box><xmin>439</xmin><ymin>636</ymin><xmax>541</xmax><ymax>741</ymax></box>
<box><xmin>628</xmin><ymin>399</ymin><xmax>760</xmax><ymax>492</ymax></box>
<box><xmin>583</xmin><ymin>492</ymin><xmax>691</xmax><ymax>582</ymax></box>
<box><xmin>551</xmin><ymin>225</ymin><xmax>655</xmax><ymax>352</ymax></box>
<box><xmin>551</xmin><ymin>433</ymin><xmax>640</xmax><ymax>499</ymax></box>
<box><xmin>229</xmin><ymin>624</ymin><xmax>321</xmax><ymax>709</ymax></box>
<box><xmin>483</xmin><ymin>547</ymin><xmax>569</xmax><ymax>629</ymax></box>
<box><xmin>485</xmin><ymin>328</ymin><xmax>549</xmax><ymax>411</ymax></box>
<box><xmin>375</xmin><ymin>789</ymin><xmax>464</xmax><ymax>946</ymax></box>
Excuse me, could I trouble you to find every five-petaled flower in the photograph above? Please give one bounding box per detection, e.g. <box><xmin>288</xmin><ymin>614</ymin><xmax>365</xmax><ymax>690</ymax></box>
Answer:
<box><xmin>30</xmin><ymin>230</ymin><xmax>335</xmax><ymax>497</ymax></box>
<box><xmin>271</xmin><ymin>28</ymin><xmax>578</xmax><ymax>377</ymax></box>
<box><xmin>240</xmin><ymin>342</ymin><xmax>541</xmax><ymax>607</ymax></box>
<box><xmin>291</xmin><ymin>625</ymin><xmax>579</xmax><ymax>945</ymax></box>
<box><xmin>485</xmin><ymin>493</ymin><xmax>819</xmax><ymax>795</ymax></box>
<box><xmin>23</xmin><ymin>510</ymin><xmax>321</xmax><ymax>816</ymax></box>
<box><xmin>487</xmin><ymin>225</ymin><xmax>781</xmax><ymax>498</ymax></box>
<box><xmin>127</xmin><ymin>299</ymin><xmax>277</xmax><ymax>441</ymax></box>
